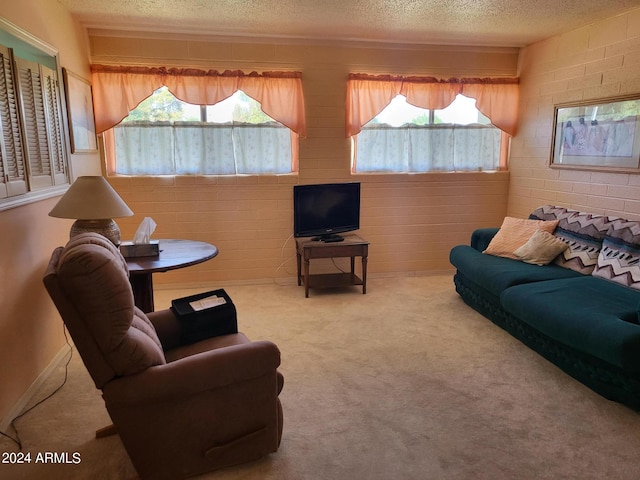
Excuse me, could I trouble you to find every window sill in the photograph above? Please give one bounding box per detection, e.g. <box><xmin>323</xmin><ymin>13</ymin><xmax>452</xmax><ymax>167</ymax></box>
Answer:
<box><xmin>0</xmin><ymin>184</ymin><xmax>70</xmax><ymax>212</ymax></box>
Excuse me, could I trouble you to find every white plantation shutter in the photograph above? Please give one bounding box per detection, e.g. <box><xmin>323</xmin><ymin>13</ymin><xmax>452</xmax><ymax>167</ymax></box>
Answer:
<box><xmin>0</xmin><ymin>46</ymin><xmax>27</xmax><ymax>198</ymax></box>
<box><xmin>15</xmin><ymin>57</ymin><xmax>54</xmax><ymax>189</ymax></box>
<box><xmin>41</xmin><ymin>64</ymin><xmax>66</xmax><ymax>185</ymax></box>
<box><xmin>0</xmin><ymin>20</ymin><xmax>70</xmax><ymax>210</ymax></box>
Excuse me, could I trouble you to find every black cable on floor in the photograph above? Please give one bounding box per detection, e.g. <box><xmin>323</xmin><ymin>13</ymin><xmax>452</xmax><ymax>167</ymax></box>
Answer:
<box><xmin>0</xmin><ymin>324</ymin><xmax>73</xmax><ymax>450</ymax></box>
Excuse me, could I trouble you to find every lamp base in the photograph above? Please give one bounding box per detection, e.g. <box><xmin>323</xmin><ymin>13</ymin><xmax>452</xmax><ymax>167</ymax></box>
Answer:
<box><xmin>70</xmin><ymin>219</ymin><xmax>122</xmax><ymax>246</ymax></box>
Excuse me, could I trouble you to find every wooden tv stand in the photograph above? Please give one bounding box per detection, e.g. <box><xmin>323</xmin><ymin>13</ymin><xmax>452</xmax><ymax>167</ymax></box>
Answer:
<box><xmin>295</xmin><ymin>234</ymin><xmax>369</xmax><ymax>298</ymax></box>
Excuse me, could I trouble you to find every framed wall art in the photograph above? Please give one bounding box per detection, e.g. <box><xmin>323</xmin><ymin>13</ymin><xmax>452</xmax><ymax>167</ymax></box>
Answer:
<box><xmin>550</xmin><ymin>94</ymin><xmax>640</xmax><ymax>173</ymax></box>
<box><xmin>63</xmin><ymin>68</ymin><xmax>98</xmax><ymax>153</ymax></box>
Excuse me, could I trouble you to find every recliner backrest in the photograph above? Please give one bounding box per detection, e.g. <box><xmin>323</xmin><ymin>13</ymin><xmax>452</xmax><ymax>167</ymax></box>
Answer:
<box><xmin>44</xmin><ymin>233</ymin><xmax>166</xmax><ymax>389</ymax></box>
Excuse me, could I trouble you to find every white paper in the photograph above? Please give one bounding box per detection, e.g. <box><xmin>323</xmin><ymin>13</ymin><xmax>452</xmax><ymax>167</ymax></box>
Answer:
<box><xmin>133</xmin><ymin>217</ymin><xmax>157</xmax><ymax>244</ymax></box>
<box><xmin>189</xmin><ymin>296</ymin><xmax>227</xmax><ymax>311</ymax></box>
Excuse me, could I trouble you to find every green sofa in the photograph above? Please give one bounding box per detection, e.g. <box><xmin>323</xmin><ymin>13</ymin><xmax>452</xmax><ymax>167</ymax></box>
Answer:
<box><xmin>450</xmin><ymin>205</ymin><xmax>640</xmax><ymax>409</ymax></box>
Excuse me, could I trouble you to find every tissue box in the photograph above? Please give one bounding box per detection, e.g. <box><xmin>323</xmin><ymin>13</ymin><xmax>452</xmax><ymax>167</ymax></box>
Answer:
<box><xmin>119</xmin><ymin>240</ymin><xmax>160</xmax><ymax>258</ymax></box>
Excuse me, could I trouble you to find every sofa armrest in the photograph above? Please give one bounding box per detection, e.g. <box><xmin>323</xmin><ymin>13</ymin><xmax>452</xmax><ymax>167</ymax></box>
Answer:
<box><xmin>102</xmin><ymin>340</ymin><xmax>281</xmax><ymax>407</ymax></box>
<box><xmin>471</xmin><ymin>227</ymin><xmax>500</xmax><ymax>252</ymax></box>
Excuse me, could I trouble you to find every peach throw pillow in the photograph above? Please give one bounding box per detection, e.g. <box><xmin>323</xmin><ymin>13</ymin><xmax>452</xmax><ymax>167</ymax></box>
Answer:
<box><xmin>483</xmin><ymin>217</ymin><xmax>559</xmax><ymax>260</ymax></box>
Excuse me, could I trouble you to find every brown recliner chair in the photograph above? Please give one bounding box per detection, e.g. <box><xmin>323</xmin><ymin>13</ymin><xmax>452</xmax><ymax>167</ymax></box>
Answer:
<box><xmin>43</xmin><ymin>233</ymin><xmax>284</xmax><ymax>480</ymax></box>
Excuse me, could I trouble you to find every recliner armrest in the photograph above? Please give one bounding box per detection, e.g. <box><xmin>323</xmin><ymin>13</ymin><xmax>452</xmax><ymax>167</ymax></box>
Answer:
<box><xmin>102</xmin><ymin>340</ymin><xmax>281</xmax><ymax>407</ymax></box>
<box><xmin>147</xmin><ymin>306</ymin><xmax>238</xmax><ymax>350</ymax></box>
<box><xmin>471</xmin><ymin>227</ymin><xmax>500</xmax><ymax>252</ymax></box>
<box><xmin>146</xmin><ymin>308</ymin><xmax>183</xmax><ymax>350</ymax></box>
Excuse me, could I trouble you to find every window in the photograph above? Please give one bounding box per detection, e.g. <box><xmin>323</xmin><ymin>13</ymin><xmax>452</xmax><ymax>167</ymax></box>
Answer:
<box><xmin>91</xmin><ymin>66</ymin><xmax>306</xmax><ymax>177</ymax></box>
<box><xmin>111</xmin><ymin>88</ymin><xmax>293</xmax><ymax>175</ymax></box>
<box><xmin>346</xmin><ymin>73</ymin><xmax>518</xmax><ymax>174</ymax></box>
<box><xmin>356</xmin><ymin>94</ymin><xmax>501</xmax><ymax>172</ymax></box>
<box><xmin>0</xmin><ymin>19</ymin><xmax>69</xmax><ymax>209</ymax></box>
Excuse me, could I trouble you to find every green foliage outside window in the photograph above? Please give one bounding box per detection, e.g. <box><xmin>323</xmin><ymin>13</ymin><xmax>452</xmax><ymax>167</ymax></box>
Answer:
<box><xmin>123</xmin><ymin>87</ymin><xmax>276</xmax><ymax>124</ymax></box>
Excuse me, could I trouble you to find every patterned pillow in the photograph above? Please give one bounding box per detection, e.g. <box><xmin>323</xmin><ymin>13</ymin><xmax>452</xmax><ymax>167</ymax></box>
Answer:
<box><xmin>530</xmin><ymin>205</ymin><xmax>615</xmax><ymax>274</ymax></box>
<box><xmin>592</xmin><ymin>220</ymin><xmax>640</xmax><ymax>290</ymax></box>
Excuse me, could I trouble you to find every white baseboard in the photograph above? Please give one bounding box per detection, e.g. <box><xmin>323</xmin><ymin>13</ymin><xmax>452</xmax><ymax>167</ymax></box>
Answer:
<box><xmin>0</xmin><ymin>343</ymin><xmax>72</xmax><ymax>433</ymax></box>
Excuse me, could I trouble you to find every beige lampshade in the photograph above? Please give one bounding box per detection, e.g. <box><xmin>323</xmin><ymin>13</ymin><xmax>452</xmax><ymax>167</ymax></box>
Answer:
<box><xmin>49</xmin><ymin>176</ymin><xmax>133</xmax><ymax>245</ymax></box>
<box><xmin>49</xmin><ymin>176</ymin><xmax>133</xmax><ymax>219</ymax></box>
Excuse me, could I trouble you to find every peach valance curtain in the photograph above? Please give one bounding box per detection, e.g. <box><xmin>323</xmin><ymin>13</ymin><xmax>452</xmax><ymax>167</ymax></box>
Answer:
<box><xmin>346</xmin><ymin>73</ymin><xmax>519</xmax><ymax>137</ymax></box>
<box><xmin>90</xmin><ymin>65</ymin><xmax>307</xmax><ymax>137</ymax></box>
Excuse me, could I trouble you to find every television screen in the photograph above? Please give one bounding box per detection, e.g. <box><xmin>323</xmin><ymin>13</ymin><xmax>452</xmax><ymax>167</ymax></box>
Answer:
<box><xmin>293</xmin><ymin>182</ymin><xmax>361</xmax><ymax>242</ymax></box>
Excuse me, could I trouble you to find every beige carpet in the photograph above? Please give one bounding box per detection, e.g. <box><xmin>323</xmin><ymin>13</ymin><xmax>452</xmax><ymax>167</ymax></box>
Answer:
<box><xmin>2</xmin><ymin>275</ymin><xmax>640</xmax><ymax>479</ymax></box>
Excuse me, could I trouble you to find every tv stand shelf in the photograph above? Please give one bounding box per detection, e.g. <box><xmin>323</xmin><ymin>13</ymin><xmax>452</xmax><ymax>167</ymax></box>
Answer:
<box><xmin>295</xmin><ymin>234</ymin><xmax>369</xmax><ymax>298</ymax></box>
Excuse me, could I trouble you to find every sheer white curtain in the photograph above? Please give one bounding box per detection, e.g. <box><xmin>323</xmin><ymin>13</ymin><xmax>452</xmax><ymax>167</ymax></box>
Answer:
<box><xmin>174</xmin><ymin>125</ymin><xmax>236</xmax><ymax>174</ymax></box>
<box><xmin>356</xmin><ymin>125</ymin><xmax>501</xmax><ymax>172</ymax></box>
<box><xmin>232</xmin><ymin>125</ymin><xmax>292</xmax><ymax>174</ymax></box>
<box><xmin>115</xmin><ymin>124</ymin><xmax>175</xmax><ymax>175</ymax></box>
<box><xmin>114</xmin><ymin>123</ymin><xmax>291</xmax><ymax>175</ymax></box>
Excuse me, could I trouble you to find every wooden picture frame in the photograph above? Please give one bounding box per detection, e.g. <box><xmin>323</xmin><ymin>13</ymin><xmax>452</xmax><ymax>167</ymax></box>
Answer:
<box><xmin>550</xmin><ymin>94</ymin><xmax>640</xmax><ymax>174</ymax></box>
<box><xmin>62</xmin><ymin>68</ymin><xmax>97</xmax><ymax>153</ymax></box>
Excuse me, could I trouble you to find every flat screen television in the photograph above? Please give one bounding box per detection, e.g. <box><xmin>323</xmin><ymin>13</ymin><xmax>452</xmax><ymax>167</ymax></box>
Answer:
<box><xmin>293</xmin><ymin>182</ymin><xmax>361</xmax><ymax>242</ymax></box>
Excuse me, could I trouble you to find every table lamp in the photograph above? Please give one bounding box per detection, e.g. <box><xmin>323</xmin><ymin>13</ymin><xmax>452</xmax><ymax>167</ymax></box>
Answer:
<box><xmin>49</xmin><ymin>176</ymin><xmax>134</xmax><ymax>246</ymax></box>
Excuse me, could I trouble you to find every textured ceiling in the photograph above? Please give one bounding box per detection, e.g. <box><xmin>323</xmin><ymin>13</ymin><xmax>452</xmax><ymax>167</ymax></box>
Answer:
<box><xmin>58</xmin><ymin>0</ymin><xmax>639</xmax><ymax>47</ymax></box>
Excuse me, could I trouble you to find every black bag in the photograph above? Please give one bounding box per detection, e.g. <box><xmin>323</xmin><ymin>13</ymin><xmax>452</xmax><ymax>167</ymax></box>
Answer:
<box><xmin>170</xmin><ymin>289</ymin><xmax>238</xmax><ymax>343</ymax></box>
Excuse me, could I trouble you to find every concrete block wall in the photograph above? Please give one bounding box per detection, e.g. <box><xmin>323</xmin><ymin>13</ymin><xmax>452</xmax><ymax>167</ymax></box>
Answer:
<box><xmin>90</xmin><ymin>34</ymin><xmax>516</xmax><ymax>286</ymax></box>
<box><xmin>510</xmin><ymin>7</ymin><xmax>640</xmax><ymax>220</ymax></box>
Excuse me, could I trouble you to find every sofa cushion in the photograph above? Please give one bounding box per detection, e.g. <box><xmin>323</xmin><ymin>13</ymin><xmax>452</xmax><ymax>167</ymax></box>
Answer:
<box><xmin>593</xmin><ymin>220</ymin><xmax>640</xmax><ymax>290</ymax></box>
<box><xmin>500</xmin><ymin>276</ymin><xmax>640</xmax><ymax>371</ymax></box>
<box><xmin>530</xmin><ymin>205</ymin><xmax>615</xmax><ymax>274</ymax></box>
<box><xmin>483</xmin><ymin>216</ymin><xmax>559</xmax><ymax>260</ymax></box>
<box><xmin>514</xmin><ymin>229</ymin><xmax>569</xmax><ymax>265</ymax></box>
<box><xmin>450</xmin><ymin>244</ymin><xmax>582</xmax><ymax>298</ymax></box>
